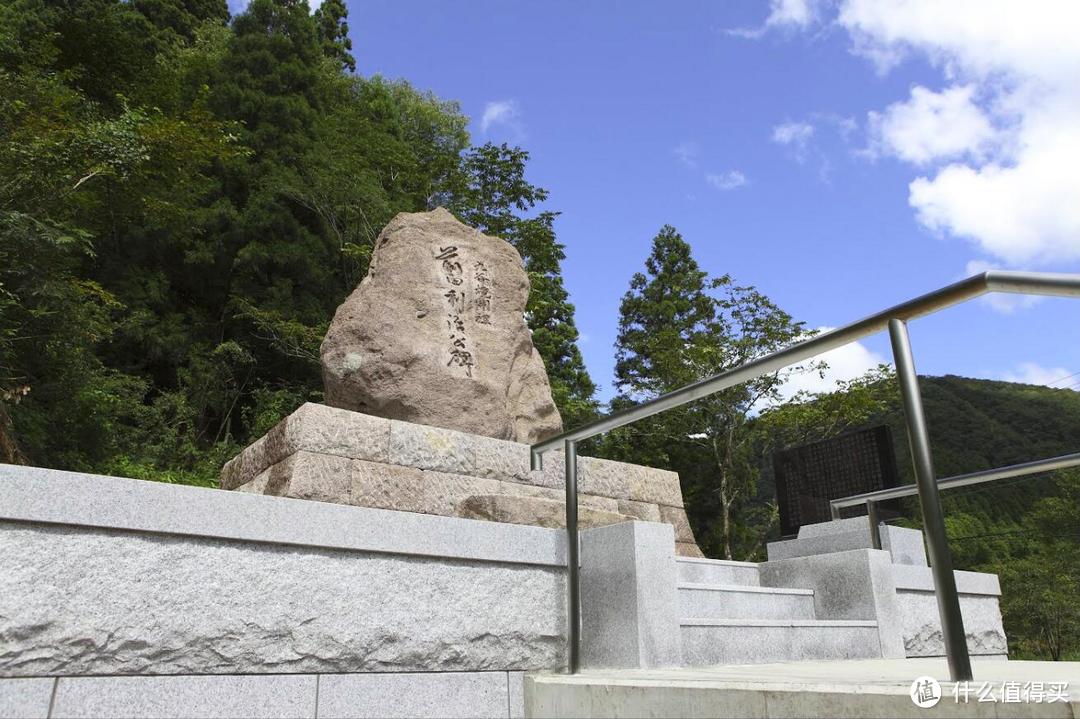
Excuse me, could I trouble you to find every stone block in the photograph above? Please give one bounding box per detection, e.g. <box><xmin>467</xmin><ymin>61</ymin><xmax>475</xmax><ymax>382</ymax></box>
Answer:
<box><xmin>220</xmin><ymin>432</ymin><xmax>268</xmax><ymax>490</ymax></box>
<box><xmin>459</xmin><ymin>494</ymin><xmax>634</xmax><ymax>530</ymax></box>
<box><xmin>0</xmin><ymin>464</ymin><xmax>567</xmax><ymax>568</ymax></box>
<box><xmin>528</xmin><ymin>449</ymin><xmax>565</xmax><ymax>489</ymax></box>
<box><xmin>892</xmin><ymin>565</ymin><xmax>1000</xmax><ymax>595</ymax></box>
<box><xmin>629</xmin><ymin>468</ymin><xmax>684</xmax><ymax>507</ymax></box>
<box><xmin>275</xmin><ymin>451</ymin><xmax>351</xmax><ymax>503</ymax></box>
<box><xmin>578</xmin><ymin>456</ymin><xmax>634</xmax><ymax>500</ymax></box>
<box><xmin>617</xmin><ymin>499</ymin><xmax>662</xmax><ymax>523</ymax></box>
<box><xmin>680</xmin><ymin>619</ymin><xmax>883</xmax><ymax>666</ymax></box>
<box><xmin>316</xmin><ymin>672</ymin><xmax>508</xmax><ymax>719</ymax></box>
<box><xmin>0</xmin><ymin>520</ymin><xmax>566</xmax><ymax>676</ymax></box>
<box><xmin>218</xmin><ymin>406</ymin><xmax>702</xmax><ymax>555</ymax></box>
<box><xmin>576</xmin><ymin>493</ymin><xmax>621</xmax><ymax>514</ymax></box>
<box><xmin>473</xmin><ymin>436</ymin><xmax>532</xmax><ymax>483</ymax></box>
<box><xmin>220</xmin><ymin>404</ymin><xmax>391</xmax><ymax>490</ymax></box>
<box><xmin>468</xmin><ymin>474</ymin><xmax>621</xmax><ymax>515</ymax></box>
<box><xmin>288</xmin><ymin>402</ymin><xmax>391</xmax><ymax>464</ymax></box>
<box><xmin>320</xmin><ymin>208</ymin><xmax>563</xmax><ymax>445</ymax></box>
<box><xmin>508</xmin><ymin>672</ymin><xmax>525</xmax><ymax>719</ymax></box>
<box><xmin>782</xmin><ymin>518</ymin><xmax>929</xmax><ymax>567</ymax></box>
<box><xmin>361</xmin><ymin>460</ymin><xmax>488</xmax><ymax>517</ymax></box>
<box><xmin>659</xmin><ymin>505</ymin><xmax>696</xmax><ymax>544</ymax></box>
<box><xmin>348</xmin><ymin>459</ymin><xmax>427</xmax><ymax>513</ymax></box>
<box><xmin>797</xmin><ymin>516</ymin><xmax>868</xmax><ymax>537</ymax></box>
<box><xmin>0</xmin><ymin>678</ymin><xmax>53</xmax><ymax>719</ymax></box>
<box><xmin>524</xmin><ymin>673</ymin><xmax>768</xmax><ymax>719</ymax></box>
<box><xmin>234</xmin><ymin>470</ymin><xmax>270</xmax><ymax>494</ymax></box>
<box><xmin>580</xmin><ymin>521</ymin><xmax>682</xmax><ymax>669</ymax></box>
<box><xmin>389</xmin><ymin>420</ymin><xmax>477</xmax><ymax>475</ymax></box>
<box><xmin>50</xmin><ymin>674</ymin><xmax>316</xmax><ymax>719</ymax></box>
<box><xmin>897</xmin><ymin>589</ymin><xmax>1008</xmax><ymax>657</ymax></box>
<box><xmin>760</xmin><ymin>548</ymin><xmax>906</xmax><ymax>659</ymax></box>
<box><xmin>880</xmin><ymin>526</ymin><xmax>927</xmax><ymax>566</ymax></box>
<box><xmin>767</xmin><ymin>529</ymin><xmax>872</xmax><ymax>561</ymax></box>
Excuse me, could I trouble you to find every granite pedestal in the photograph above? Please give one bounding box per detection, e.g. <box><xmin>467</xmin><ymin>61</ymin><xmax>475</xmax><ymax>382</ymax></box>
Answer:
<box><xmin>220</xmin><ymin>402</ymin><xmax>704</xmax><ymax>557</ymax></box>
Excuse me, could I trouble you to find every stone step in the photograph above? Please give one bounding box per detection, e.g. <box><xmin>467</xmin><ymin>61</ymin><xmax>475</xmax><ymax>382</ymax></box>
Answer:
<box><xmin>680</xmin><ymin>619</ymin><xmax>882</xmax><ymax>666</ymax></box>
<box><xmin>675</xmin><ymin>557</ymin><xmax>760</xmax><ymax>586</ymax></box>
<box><xmin>677</xmin><ymin>582</ymin><xmax>816</xmax><ymax>620</ymax></box>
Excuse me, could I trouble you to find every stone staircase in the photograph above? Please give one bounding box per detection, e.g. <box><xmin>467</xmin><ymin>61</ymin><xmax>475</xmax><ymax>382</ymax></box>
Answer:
<box><xmin>674</xmin><ymin>556</ymin><xmax>882</xmax><ymax>666</ymax></box>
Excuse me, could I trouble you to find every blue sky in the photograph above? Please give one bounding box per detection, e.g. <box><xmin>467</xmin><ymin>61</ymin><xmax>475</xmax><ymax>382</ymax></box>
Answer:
<box><xmin>243</xmin><ymin>0</ymin><xmax>1080</xmax><ymax>401</ymax></box>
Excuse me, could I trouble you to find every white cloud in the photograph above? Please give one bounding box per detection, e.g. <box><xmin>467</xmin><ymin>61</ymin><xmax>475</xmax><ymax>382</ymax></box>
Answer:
<box><xmin>480</xmin><ymin>100</ymin><xmax>520</xmax><ymax>134</ymax></box>
<box><xmin>833</xmin><ymin>0</ymin><xmax>1080</xmax><ymax>268</ymax></box>
<box><xmin>705</xmin><ymin>170</ymin><xmax>748</xmax><ymax>191</ymax></box>
<box><xmin>772</xmin><ymin>115</ymin><xmax>857</xmax><ymax>182</ymax></box>
<box><xmin>750</xmin><ymin>328</ymin><xmax>889</xmax><ymax>413</ymax></box>
<box><xmin>1000</xmin><ymin>362</ymin><xmax>1077</xmax><ymax>389</ymax></box>
<box><xmin>674</xmin><ymin>141</ymin><xmax>699</xmax><ymax>168</ymax></box>
<box><xmin>728</xmin><ymin>0</ymin><xmax>823</xmax><ymax>38</ymax></box>
<box><xmin>867</xmin><ymin>85</ymin><xmax>997</xmax><ymax>165</ymax></box>
<box><xmin>678</xmin><ymin>143</ymin><xmax>747</xmax><ymax>192</ymax></box>
<box><xmin>772</xmin><ymin>121</ymin><xmax>816</xmax><ymax>161</ymax></box>
<box><xmin>909</xmin><ymin>121</ymin><xmax>1080</xmax><ymax>265</ymax></box>
<box><xmin>839</xmin><ymin>0</ymin><xmax>1080</xmax><ymax>81</ymax></box>
<box><xmin>778</xmin><ymin>329</ymin><xmax>889</xmax><ymax>401</ymax></box>
<box><xmin>765</xmin><ymin>0</ymin><xmax>818</xmax><ymax>28</ymax></box>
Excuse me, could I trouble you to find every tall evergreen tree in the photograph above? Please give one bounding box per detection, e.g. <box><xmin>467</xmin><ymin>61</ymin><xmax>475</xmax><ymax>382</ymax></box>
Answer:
<box><xmin>610</xmin><ymin>225</ymin><xmax>811</xmax><ymax>559</ymax></box>
<box><xmin>313</xmin><ymin>0</ymin><xmax>355</xmax><ymax>72</ymax></box>
<box><xmin>614</xmin><ymin>225</ymin><xmax>714</xmax><ymax>397</ymax></box>
<box><xmin>132</xmin><ymin>0</ymin><xmax>229</xmax><ymax>40</ymax></box>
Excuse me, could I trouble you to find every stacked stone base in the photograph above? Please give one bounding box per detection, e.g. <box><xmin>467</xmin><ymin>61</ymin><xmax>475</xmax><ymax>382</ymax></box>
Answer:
<box><xmin>221</xmin><ymin>403</ymin><xmax>704</xmax><ymax>557</ymax></box>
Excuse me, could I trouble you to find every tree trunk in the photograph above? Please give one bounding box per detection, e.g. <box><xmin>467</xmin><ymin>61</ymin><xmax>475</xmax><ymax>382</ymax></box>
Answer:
<box><xmin>0</xmin><ymin>402</ymin><xmax>26</xmax><ymax>465</ymax></box>
<box><xmin>720</xmin><ymin>486</ymin><xmax>732</xmax><ymax>560</ymax></box>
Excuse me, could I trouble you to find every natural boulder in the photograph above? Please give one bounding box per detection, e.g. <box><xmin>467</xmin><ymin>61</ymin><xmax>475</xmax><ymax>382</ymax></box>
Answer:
<box><xmin>321</xmin><ymin>208</ymin><xmax>563</xmax><ymax>443</ymax></box>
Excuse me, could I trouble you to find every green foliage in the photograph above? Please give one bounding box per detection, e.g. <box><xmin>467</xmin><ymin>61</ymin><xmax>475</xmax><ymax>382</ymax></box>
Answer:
<box><xmin>1</xmin><ymin>0</ymin><xmax>594</xmax><ymax>484</ymax></box>
<box><xmin>990</xmin><ymin>472</ymin><xmax>1080</xmax><ymax>660</ymax></box>
<box><xmin>313</xmin><ymin>0</ymin><xmax>355</xmax><ymax>73</ymax></box>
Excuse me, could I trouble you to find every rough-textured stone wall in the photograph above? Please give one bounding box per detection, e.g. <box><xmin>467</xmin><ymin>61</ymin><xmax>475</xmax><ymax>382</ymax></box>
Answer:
<box><xmin>0</xmin><ymin>522</ymin><xmax>566</xmax><ymax>677</ymax></box>
<box><xmin>897</xmin><ymin>591</ymin><xmax>1009</xmax><ymax>658</ymax></box>
<box><xmin>221</xmin><ymin>403</ymin><xmax>704</xmax><ymax>557</ymax></box>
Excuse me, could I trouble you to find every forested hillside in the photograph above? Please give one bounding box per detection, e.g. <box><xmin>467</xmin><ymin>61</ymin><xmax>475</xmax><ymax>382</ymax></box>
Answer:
<box><xmin>905</xmin><ymin>375</ymin><xmax>1080</xmax><ymax>480</ymax></box>
<box><xmin>0</xmin><ymin>0</ymin><xmax>597</xmax><ymax>480</ymax></box>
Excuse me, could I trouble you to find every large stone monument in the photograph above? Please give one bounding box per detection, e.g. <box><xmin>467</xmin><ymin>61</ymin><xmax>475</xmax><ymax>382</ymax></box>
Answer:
<box><xmin>221</xmin><ymin>208</ymin><xmax>704</xmax><ymax>556</ymax></box>
<box><xmin>322</xmin><ymin>207</ymin><xmax>561</xmax><ymax>444</ymax></box>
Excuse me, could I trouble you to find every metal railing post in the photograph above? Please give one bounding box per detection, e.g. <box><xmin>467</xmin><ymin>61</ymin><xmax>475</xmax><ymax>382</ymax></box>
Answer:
<box><xmin>564</xmin><ymin>439</ymin><xmax>581</xmax><ymax>674</ymax></box>
<box><xmin>889</xmin><ymin>318</ymin><xmax>972</xmax><ymax>681</ymax></box>
<box><xmin>867</xmin><ymin>500</ymin><xmax>882</xmax><ymax>550</ymax></box>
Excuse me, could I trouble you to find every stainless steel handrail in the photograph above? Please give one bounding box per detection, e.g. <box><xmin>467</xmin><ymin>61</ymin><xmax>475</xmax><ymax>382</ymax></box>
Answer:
<box><xmin>530</xmin><ymin>270</ymin><xmax>1080</xmax><ymax>680</ymax></box>
<box><xmin>831</xmin><ymin>451</ymin><xmax>1080</xmax><ymax>510</ymax></box>
<box><xmin>531</xmin><ymin>271</ymin><xmax>1080</xmax><ymax>457</ymax></box>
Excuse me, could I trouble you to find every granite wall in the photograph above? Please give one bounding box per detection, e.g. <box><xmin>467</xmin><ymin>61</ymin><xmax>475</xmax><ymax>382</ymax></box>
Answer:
<box><xmin>0</xmin><ymin>465</ymin><xmax>567</xmax><ymax>678</ymax></box>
